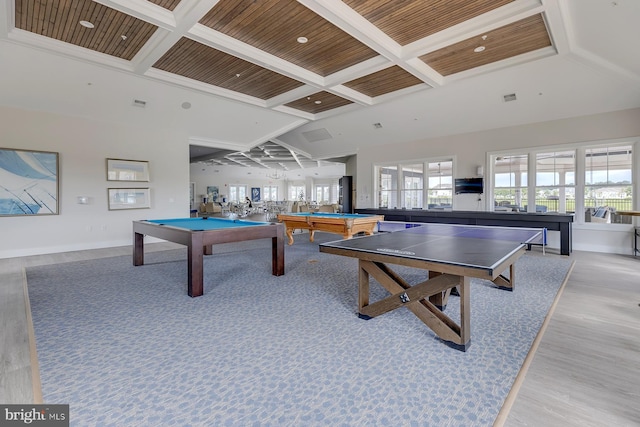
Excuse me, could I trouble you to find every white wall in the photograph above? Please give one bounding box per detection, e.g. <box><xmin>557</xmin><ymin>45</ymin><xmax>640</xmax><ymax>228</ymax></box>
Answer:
<box><xmin>0</xmin><ymin>106</ymin><xmax>190</xmax><ymax>258</ymax></box>
<box><xmin>354</xmin><ymin>108</ymin><xmax>640</xmax><ymax>254</ymax></box>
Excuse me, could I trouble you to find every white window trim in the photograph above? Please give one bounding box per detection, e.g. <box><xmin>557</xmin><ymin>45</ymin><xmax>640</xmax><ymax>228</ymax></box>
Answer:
<box><xmin>487</xmin><ymin>137</ymin><xmax>638</xmax><ymax>224</ymax></box>
<box><xmin>374</xmin><ymin>155</ymin><xmax>457</xmax><ymax>209</ymax></box>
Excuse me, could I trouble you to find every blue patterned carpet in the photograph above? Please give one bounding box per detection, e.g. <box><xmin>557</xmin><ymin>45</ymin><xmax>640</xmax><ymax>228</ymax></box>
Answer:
<box><xmin>26</xmin><ymin>233</ymin><xmax>572</xmax><ymax>426</ymax></box>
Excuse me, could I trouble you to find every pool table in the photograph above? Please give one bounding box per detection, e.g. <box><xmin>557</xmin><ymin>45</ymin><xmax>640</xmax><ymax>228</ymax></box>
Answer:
<box><xmin>133</xmin><ymin>217</ymin><xmax>284</xmax><ymax>297</ymax></box>
<box><xmin>276</xmin><ymin>212</ymin><xmax>384</xmax><ymax>245</ymax></box>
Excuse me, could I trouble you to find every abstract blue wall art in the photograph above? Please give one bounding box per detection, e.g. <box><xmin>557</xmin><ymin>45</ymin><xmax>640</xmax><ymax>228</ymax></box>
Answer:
<box><xmin>251</xmin><ymin>187</ymin><xmax>260</xmax><ymax>202</ymax></box>
<box><xmin>0</xmin><ymin>148</ymin><xmax>59</xmax><ymax>216</ymax></box>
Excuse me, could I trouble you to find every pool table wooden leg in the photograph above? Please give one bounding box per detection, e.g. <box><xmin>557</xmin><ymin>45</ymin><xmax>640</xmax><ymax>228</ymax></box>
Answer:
<box><xmin>188</xmin><ymin>234</ymin><xmax>204</xmax><ymax>298</ymax></box>
<box><xmin>133</xmin><ymin>232</ymin><xmax>144</xmax><ymax>266</ymax></box>
<box><xmin>272</xmin><ymin>234</ymin><xmax>285</xmax><ymax>276</ymax></box>
<box><xmin>285</xmin><ymin>228</ymin><xmax>295</xmax><ymax>245</ymax></box>
<box><xmin>308</xmin><ymin>229</ymin><xmax>315</xmax><ymax>242</ymax></box>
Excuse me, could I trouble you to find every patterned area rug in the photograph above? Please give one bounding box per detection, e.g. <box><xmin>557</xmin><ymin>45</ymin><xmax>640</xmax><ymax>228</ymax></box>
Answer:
<box><xmin>26</xmin><ymin>233</ymin><xmax>572</xmax><ymax>426</ymax></box>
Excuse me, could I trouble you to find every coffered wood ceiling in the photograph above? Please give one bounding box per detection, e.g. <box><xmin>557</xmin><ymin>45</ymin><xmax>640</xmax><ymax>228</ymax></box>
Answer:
<box><xmin>13</xmin><ymin>0</ymin><xmax>553</xmax><ymax>119</ymax></box>
<box><xmin>6</xmin><ymin>1</ymin><xmax>638</xmax><ymax>171</ymax></box>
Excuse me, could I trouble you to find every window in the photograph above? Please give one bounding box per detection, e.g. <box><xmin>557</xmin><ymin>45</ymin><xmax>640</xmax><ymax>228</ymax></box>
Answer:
<box><xmin>584</xmin><ymin>144</ymin><xmax>633</xmax><ymax>223</ymax></box>
<box><xmin>494</xmin><ymin>154</ymin><xmax>528</xmax><ymax>211</ymax></box>
<box><xmin>490</xmin><ymin>140</ymin><xmax>635</xmax><ymax>224</ymax></box>
<box><xmin>535</xmin><ymin>150</ymin><xmax>575</xmax><ymax>213</ymax></box>
<box><xmin>289</xmin><ymin>185</ymin><xmax>305</xmax><ymax>201</ymax></box>
<box><xmin>315</xmin><ymin>184</ymin><xmax>330</xmax><ymax>204</ymax></box>
<box><xmin>228</xmin><ymin>185</ymin><xmax>247</xmax><ymax>202</ymax></box>
<box><xmin>378</xmin><ymin>166</ymin><xmax>398</xmax><ymax>208</ymax></box>
<box><xmin>401</xmin><ymin>164</ymin><xmax>423</xmax><ymax>209</ymax></box>
<box><xmin>428</xmin><ymin>161</ymin><xmax>452</xmax><ymax>209</ymax></box>
<box><xmin>376</xmin><ymin>159</ymin><xmax>453</xmax><ymax>209</ymax></box>
<box><xmin>263</xmin><ymin>186</ymin><xmax>278</xmax><ymax>201</ymax></box>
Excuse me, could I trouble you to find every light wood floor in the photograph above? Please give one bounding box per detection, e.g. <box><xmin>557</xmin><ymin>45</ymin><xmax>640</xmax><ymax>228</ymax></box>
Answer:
<box><xmin>1</xmin><ymin>237</ymin><xmax>639</xmax><ymax>426</ymax></box>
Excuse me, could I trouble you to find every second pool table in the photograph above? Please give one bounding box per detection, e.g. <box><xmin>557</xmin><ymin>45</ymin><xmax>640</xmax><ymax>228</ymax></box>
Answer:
<box><xmin>276</xmin><ymin>212</ymin><xmax>384</xmax><ymax>245</ymax></box>
<box><xmin>133</xmin><ymin>217</ymin><xmax>284</xmax><ymax>297</ymax></box>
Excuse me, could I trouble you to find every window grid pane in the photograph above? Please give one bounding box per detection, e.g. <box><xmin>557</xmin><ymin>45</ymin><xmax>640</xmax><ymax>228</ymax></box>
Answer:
<box><xmin>535</xmin><ymin>150</ymin><xmax>576</xmax><ymax>213</ymax></box>
<box><xmin>494</xmin><ymin>154</ymin><xmax>528</xmax><ymax>210</ymax></box>
<box><xmin>378</xmin><ymin>166</ymin><xmax>398</xmax><ymax>208</ymax></box>
<box><xmin>401</xmin><ymin>164</ymin><xmax>423</xmax><ymax>209</ymax></box>
<box><xmin>427</xmin><ymin>161</ymin><xmax>452</xmax><ymax>209</ymax></box>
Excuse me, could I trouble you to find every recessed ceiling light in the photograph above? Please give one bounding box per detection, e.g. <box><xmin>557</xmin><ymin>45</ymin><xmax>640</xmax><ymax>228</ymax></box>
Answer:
<box><xmin>120</xmin><ymin>35</ymin><xmax>127</xmax><ymax>41</ymax></box>
<box><xmin>297</xmin><ymin>37</ymin><xmax>308</xmax><ymax>43</ymax></box>
<box><xmin>373</xmin><ymin>122</ymin><xmax>383</xmax><ymax>129</ymax></box>
<box><xmin>79</xmin><ymin>20</ymin><xmax>94</xmax><ymax>28</ymax></box>
<box><xmin>314</xmin><ymin>100</ymin><xmax>322</xmax><ymax>104</ymax></box>
<box><xmin>181</xmin><ymin>102</ymin><xmax>191</xmax><ymax>110</ymax></box>
<box><xmin>474</xmin><ymin>46</ymin><xmax>485</xmax><ymax>53</ymax></box>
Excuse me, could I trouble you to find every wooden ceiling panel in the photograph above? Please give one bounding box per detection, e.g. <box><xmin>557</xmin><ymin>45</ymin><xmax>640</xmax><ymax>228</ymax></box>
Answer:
<box><xmin>420</xmin><ymin>14</ymin><xmax>552</xmax><ymax>76</ymax></box>
<box><xmin>285</xmin><ymin>92</ymin><xmax>353</xmax><ymax>114</ymax></box>
<box><xmin>153</xmin><ymin>38</ymin><xmax>305</xmax><ymax>100</ymax></box>
<box><xmin>343</xmin><ymin>0</ymin><xmax>514</xmax><ymax>46</ymax></box>
<box><xmin>199</xmin><ymin>0</ymin><xmax>379</xmax><ymax>77</ymax></box>
<box><xmin>343</xmin><ymin>66</ymin><xmax>426</xmax><ymax>97</ymax></box>
<box><xmin>147</xmin><ymin>0</ymin><xmax>182</xmax><ymax>12</ymax></box>
<box><xmin>14</xmin><ymin>0</ymin><xmax>157</xmax><ymax>61</ymax></box>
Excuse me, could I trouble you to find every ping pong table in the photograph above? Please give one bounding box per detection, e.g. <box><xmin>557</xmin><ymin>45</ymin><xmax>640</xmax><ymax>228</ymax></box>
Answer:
<box><xmin>319</xmin><ymin>222</ymin><xmax>542</xmax><ymax>351</ymax></box>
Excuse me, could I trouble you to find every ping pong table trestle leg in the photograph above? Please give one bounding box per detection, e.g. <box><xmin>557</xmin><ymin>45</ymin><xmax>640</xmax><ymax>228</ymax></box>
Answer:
<box><xmin>356</xmin><ymin>260</ymin><xmax>471</xmax><ymax>351</ymax></box>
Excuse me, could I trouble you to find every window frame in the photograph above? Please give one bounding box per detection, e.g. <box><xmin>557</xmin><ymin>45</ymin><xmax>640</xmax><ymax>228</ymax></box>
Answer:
<box><xmin>374</xmin><ymin>156</ymin><xmax>455</xmax><ymax>210</ymax></box>
<box><xmin>487</xmin><ymin>138</ymin><xmax>637</xmax><ymax>225</ymax></box>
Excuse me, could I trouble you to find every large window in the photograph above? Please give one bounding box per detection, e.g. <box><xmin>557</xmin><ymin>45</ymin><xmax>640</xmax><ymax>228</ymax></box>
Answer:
<box><xmin>228</xmin><ymin>185</ymin><xmax>247</xmax><ymax>203</ymax></box>
<box><xmin>376</xmin><ymin>159</ymin><xmax>452</xmax><ymax>209</ymax></box>
<box><xmin>490</xmin><ymin>140</ymin><xmax>635</xmax><ymax>224</ymax></box>
<box><xmin>289</xmin><ymin>185</ymin><xmax>305</xmax><ymax>201</ymax></box>
<box><xmin>584</xmin><ymin>144</ymin><xmax>633</xmax><ymax>222</ymax></box>
<box><xmin>401</xmin><ymin>164</ymin><xmax>423</xmax><ymax>209</ymax></box>
<box><xmin>535</xmin><ymin>150</ymin><xmax>575</xmax><ymax>213</ymax></box>
<box><xmin>428</xmin><ymin>161</ymin><xmax>452</xmax><ymax>208</ymax></box>
<box><xmin>315</xmin><ymin>184</ymin><xmax>330</xmax><ymax>204</ymax></box>
<box><xmin>263</xmin><ymin>185</ymin><xmax>278</xmax><ymax>201</ymax></box>
<box><xmin>494</xmin><ymin>154</ymin><xmax>528</xmax><ymax>211</ymax></box>
<box><xmin>378</xmin><ymin>166</ymin><xmax>398</xmax><ymax>208</ymax></box>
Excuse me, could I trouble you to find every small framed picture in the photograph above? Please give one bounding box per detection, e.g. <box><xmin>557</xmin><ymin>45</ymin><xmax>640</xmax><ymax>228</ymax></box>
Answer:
<box><xmin>108</xmin><ymin>188</ymin><xmax>150</xmax><ymax>210</ymax></box>
<box><xmin>106</xmin><ymin>158</ymin><xmax>149</xmax><ymax>182</ymax></box>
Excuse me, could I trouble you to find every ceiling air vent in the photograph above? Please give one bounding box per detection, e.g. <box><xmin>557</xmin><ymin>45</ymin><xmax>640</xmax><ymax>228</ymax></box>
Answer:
<box><xmin>503</xmin><ymin>93</ymin><xmax>517</xmax><ymax>102</ymax></box>
<box><xmin>132</xmin><ymin>99</ymin><xmax>147</xmax><ymax>108</ymax></box>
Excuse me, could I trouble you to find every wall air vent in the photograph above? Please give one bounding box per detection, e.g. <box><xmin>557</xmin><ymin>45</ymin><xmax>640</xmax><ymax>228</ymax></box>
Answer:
<box><xmin>503</xmin><ymin>93</ymin><xmax>517</xmax><ymax>102</ymax></box>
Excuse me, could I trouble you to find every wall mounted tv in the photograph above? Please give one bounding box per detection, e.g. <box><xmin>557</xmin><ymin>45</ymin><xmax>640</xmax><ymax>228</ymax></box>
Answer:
<box><xmin>454</xmin><ymin>177</ymin><xmax>484</xmax><ymax>194</ymax></box>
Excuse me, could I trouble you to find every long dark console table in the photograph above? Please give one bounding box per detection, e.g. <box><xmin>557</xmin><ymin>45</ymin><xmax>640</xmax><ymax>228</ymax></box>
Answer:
<box><xmin>355</xmin><ymin>208</ymin><xmax>574</xmax><ymax>255</ymax></box>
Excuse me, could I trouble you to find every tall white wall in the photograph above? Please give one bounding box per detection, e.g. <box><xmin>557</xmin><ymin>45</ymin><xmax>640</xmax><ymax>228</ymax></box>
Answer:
<box><xmin>354</xmin><ymin>108</ymin><xmax>640</xmax><ymax>254</ymax></box>
<box><xmin>0</xmin><ymin>106</ymin><xmax>190</xmax><ymax>258</ymax></box>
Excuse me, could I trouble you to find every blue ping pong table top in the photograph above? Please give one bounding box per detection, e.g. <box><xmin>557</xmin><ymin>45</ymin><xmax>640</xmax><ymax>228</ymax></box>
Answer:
<box><xmin>319</xmin><ymin>222</ymin><xmax>543</xmax><ymax>271</ymax></box>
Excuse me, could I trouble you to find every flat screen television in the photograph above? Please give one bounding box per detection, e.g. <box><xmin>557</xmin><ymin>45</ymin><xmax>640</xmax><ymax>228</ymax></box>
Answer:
<box><xmin>455</xmin><ymin>177</ymin><xmax>483</xmax><ymax>194</ymax></box>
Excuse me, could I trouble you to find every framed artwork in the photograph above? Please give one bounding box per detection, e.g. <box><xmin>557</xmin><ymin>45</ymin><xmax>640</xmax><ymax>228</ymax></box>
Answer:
<box><xmin>251</xmin><ymin>187</ymin><xmax>261</xmax><ymax>202</ymax></box>
<box><xmin>106</xmin><ymin>158</ymin><xmax>149</xmax><ymax>182</ymax></box>
<box><xmin>0</xmin><ymin>147</ymin><xmax>59</xmax><ymax>216</ymax></box>
<box><xmin>207</xmin><ymin>186</ymin><xmax>219</xmax><ymax>202</ymax></box>
<box><xmin>108</xmin><ymin>188</ymin><xmax>150</xmax><ymax>210</ymax></box>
